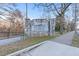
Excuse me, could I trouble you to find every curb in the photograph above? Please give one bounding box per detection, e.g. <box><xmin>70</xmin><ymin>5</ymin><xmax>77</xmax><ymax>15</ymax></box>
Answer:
<box><xmin>7</xmin><ymin>41</ymin><xmax>46</xmax><ymax>56</ymax></box>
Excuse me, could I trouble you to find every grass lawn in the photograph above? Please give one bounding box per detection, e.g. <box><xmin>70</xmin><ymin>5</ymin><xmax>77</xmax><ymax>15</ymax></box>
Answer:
<box><xmin>72</xmin><ymin>33</ymin><xmax>79</xmax><ymax>48</ymax></box>
<box><xmin>0</xmin><ymin>33</ymin><xmax>60</xmax><ymax>56</ymax></box>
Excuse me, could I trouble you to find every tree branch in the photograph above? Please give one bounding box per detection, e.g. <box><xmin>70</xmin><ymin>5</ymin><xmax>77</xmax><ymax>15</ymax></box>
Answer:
<box><xmin>62</xmin><ymin>3</ymin><xmax>71</xmax><ymax>14</ymax></box>
<box><xmin>52</xmin><ymin>3</ymin><xmax>61</xmax><ymax>16</ymax></box>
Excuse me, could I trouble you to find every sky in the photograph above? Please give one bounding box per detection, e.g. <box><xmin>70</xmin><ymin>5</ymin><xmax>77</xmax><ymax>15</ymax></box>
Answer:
<box><xmin>11</xmin><ymin>3</ymin><xmax>74</xmax><ymax>20</ymax></box>
<box><xmin>0</xmin><ymin>3</ymin><xmax>55</xmax><ymax>20</ymax></box>
<box><xmin>27</xmin><ymin>3</ymin><xmax>44</xmax><ymax>19</ymax></box>
<box><xmin>15</xmin><ymin>3</ymin><xmax>26</xmax><ymax>16</ymax></box>
<box><xmin>14</xmin><ymin>3</ymin><xmax>44</xmax><ymax>19</ymax></box>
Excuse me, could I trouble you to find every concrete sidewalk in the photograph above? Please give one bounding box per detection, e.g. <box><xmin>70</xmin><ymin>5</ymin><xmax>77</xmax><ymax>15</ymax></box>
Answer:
<box><xmin>7</xmin><ymin>31</ymin><xmax>77</xmax><ymax>56</ymax></box>
<box><xmin>23</xmin><ymin>41</ymin><xmax>79</xmax><ymax>56</ymax></box>
<box><xmin>53</xmin><ymin>31</ymin><xmax>75</xmax><ymax>45</ymax></box>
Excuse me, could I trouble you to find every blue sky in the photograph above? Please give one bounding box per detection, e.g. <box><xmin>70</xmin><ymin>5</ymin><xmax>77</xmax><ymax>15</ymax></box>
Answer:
<box><xmin>16</xmin><ymin>3</ymin><xmax>54</xmax><ymax>19</ymax></box>
<box><xmin>16</xmin><ymin>3</ymin><xmax>73</xmax><ymax>20</ymax></box>
<box><xmin>15</xmin><ymin>3</ymin><xmax>26</xmax><ymax>16</ymax></box>
<box><xmin>27</xmin><ymin>3</ymin><xmax>58</xmax><ymax>19</ymax></box>
<box><xmin>16</xmin><ymin>3</ymin><xmax>43</xmax><ymax>19</ymax></box>
<box><xmin>27</xmin><ymin>3</ymin><xmax>44</xmax><ymax>19</ymax></box>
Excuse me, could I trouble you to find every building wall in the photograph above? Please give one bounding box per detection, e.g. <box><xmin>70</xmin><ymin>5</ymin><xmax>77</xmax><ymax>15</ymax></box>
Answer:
<box><xmin>25</xmin><ymin>18</ymin><xmax>56</xmax><ymax>37</ymax></box>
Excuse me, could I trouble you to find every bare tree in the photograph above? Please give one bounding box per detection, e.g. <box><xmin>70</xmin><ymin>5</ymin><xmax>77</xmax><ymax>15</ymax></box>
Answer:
<box><xmin>34</xmin><ymin>3</ymin><xmax>71</xmax><ymax>34</ymax></box>
<box><xmin>0</xmin><ymin>4</ymin><xmax>24</xmax><ymax>37</ymax></box>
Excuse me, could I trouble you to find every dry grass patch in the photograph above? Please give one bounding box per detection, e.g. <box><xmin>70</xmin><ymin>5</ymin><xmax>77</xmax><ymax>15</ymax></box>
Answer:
<box><xmin>72</xmin><ymin>34</ymin><xmax>79</xmax><ymax>48</ymax></box>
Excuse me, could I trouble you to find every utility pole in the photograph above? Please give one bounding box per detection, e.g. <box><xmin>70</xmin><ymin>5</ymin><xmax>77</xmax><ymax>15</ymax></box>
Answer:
<box><xmin>43</xmin><ymin>9</ymin><xmax>50</xmax><ymax>36</ymax></box>
<box><xmin>24</xmin><ymin>3</ymin><xmax>28</xmax><ymax>39</ymax></box>
<box><xmin>26</xmin><ymin>3</ymin><xmax>31</xmax><ymax>37</ymax></box>
<box><xmin>26</xmin><ymin>3</ymin><xmax>28</xmax><ymax>20</ymax></box>
<box><xmin>48</xmin><ymin>18</ymin><xmax>50</xmax><ymax>36</ymax></box>
<box><xmin>74</xmin><ymin>4</ymin><xmax>77</xmax><ymax>33</ymax></box>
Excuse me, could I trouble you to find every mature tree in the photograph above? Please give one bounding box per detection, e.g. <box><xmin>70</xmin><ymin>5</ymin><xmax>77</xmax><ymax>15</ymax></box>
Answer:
<box><xmin>35</xmin><ymin>3</ymin><xmax>71</xmax><ymax>34</ymax></box>
<box><xmin>0</xmin><ymin>4</ymin><xmax>24</xmax><ymax>37</ymax></box>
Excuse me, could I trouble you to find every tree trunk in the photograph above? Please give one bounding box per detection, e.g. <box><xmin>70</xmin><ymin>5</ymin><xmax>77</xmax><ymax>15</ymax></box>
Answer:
<box><xmin>48</xmin><ymin>20</ymin><xmax>50</xmax><ymax>36</ymax></box>
<box><xmin>56</xmin><ymin>15</ymin><xmax>65</xmax><ymax>34</ymax></box>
